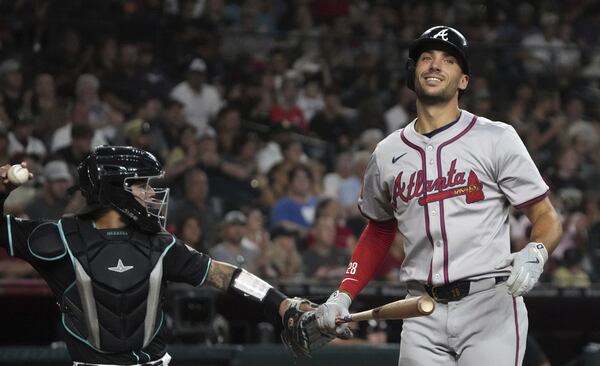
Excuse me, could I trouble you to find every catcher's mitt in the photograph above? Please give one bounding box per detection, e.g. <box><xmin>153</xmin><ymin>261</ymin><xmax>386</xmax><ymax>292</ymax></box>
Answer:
<box><xmin>281</xmin><ymin>297</ymin><xmax>335</xmax><ymax>358</ymax></box>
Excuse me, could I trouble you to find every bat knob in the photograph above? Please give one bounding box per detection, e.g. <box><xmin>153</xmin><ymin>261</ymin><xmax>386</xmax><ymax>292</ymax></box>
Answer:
<box><xmin>418</xmin><ymin>296</ymin><xmax>436</xmax><ymax>315</ymax></box>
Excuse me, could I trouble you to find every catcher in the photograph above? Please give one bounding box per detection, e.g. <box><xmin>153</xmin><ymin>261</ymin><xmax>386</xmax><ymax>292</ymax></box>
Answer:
<box><xmin>0</xmin><ymin>146</ymin><xmax>328</xmax><ymax>365</ymax></box>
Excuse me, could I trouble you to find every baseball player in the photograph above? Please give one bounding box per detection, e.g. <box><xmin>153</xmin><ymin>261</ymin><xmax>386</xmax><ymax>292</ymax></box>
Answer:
<box><xmin>314</xmin><ymin>26</ymin><xmax>563</xmax><ymax>365</ymax></box>
<box><xmin>0</xmin><ymin>146</ymin><xmax>320</xmax><ymax>365</ymax></box>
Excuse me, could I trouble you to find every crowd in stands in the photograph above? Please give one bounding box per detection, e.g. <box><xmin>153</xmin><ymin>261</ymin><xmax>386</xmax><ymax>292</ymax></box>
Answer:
<box><xmin>0</xmin><ymin>0</ymin><xmax>599</xmax><ymax>288</ymax></box>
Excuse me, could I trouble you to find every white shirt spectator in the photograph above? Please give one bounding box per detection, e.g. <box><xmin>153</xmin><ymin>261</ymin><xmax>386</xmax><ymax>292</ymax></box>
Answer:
<box><xmin>297</xmin><ymin>92</ymin><xmax>324</xmax><ymax>122</ymax></box>
<box><xmin>170</xmin><ymin>82</ymin><xmax>222</xmax><ymax>136</ymax></box>
<box><xmin>50</xmin><ymin>123</ymin><xmax>107</xmax><ymax>153</ymax></box>
<box><xmin>256</xmin><ymin>141</ymin><xmax>283</xmax><ymax>174</ymax></box>
<box><xmin>384</xmin><ymin>104</ymin><xmax>410</xmax><ymax>134</ymax></box>
<box><xmin>8</xmin><ymin>132</ymin><xmax>47</xmax><ymax>158</ymax></box>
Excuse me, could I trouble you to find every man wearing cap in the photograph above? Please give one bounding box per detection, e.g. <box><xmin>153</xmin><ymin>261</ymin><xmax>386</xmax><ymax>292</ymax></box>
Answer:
<box><xmin>210</xmin><ymin>211</ymin><xmax>261</xmax><ymax>274</ymax></box>
<box><xmin>169</xmin><ymin>58</ymin><xmax>223</xmax><ymax>136</ymax></box>
<box><xmin>24</xmin><ymin>160</ymin><xmax>74</xmax><ymax>219</ymax></box>
<box><xmin>313</xmin><ymin>26</ymin><xmax>562</xmax><ymax>365</ymax></box>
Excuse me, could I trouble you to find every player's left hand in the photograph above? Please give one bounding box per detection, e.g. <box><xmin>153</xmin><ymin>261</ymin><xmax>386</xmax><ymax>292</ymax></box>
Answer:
<box><xmin>495</xmin><ymin>242</ymin><xmax>548</xmax><ymax>297</ymax></box>
<box><xmin>280</xmin><ymin>297</ymin><xmax>334</xmax><ymax>358</ymax></box>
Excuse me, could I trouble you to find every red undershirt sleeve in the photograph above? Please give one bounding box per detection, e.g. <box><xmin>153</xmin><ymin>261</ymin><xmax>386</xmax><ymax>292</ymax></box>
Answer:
<box><xmin>338</xmin><ymin>219</ymin><xmax>398</xmax><ymax>298</ymax></box>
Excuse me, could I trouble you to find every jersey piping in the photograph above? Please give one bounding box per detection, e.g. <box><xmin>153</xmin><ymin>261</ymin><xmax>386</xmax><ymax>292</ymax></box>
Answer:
<box><xmin>435</xmin><ymin>115</ymin><xmax>478</xmax><ymax>284</ymax></box>
<box><xmin>400</xmin><ymin>131</ymin><xmax>435</xmax><ymax>284</ymax></box>
<box><xmin>400</xmin><ymin>115</ymin><xmax>478</xmax><ymax>285</ymax></box>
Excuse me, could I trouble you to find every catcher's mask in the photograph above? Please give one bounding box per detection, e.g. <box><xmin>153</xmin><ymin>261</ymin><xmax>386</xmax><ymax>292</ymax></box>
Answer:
<box><xmin>77</xmin><ymin>145</ymin><xmax>169</xmax><ymax>233</ymax></box>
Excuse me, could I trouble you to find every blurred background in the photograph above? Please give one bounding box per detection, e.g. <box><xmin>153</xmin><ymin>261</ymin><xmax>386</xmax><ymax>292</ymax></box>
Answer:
<box><xmin>0</xmin><ymin>0</ymin><xmax>599</xmax><ymax>365</ymax></box>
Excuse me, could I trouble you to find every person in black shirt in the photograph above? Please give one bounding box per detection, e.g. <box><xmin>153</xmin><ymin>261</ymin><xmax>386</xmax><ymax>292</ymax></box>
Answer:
<box><xmin>0</xmin><ymin>146</ymin><xmax>317</xmax><ymax>366</ymax></box>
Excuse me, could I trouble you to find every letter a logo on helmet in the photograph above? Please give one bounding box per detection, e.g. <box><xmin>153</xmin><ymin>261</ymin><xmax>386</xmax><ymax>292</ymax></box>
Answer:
<box><xmin>432</xmin><ymin>28</ymin><xmax>449</xmax><ymax>41</ymax></box>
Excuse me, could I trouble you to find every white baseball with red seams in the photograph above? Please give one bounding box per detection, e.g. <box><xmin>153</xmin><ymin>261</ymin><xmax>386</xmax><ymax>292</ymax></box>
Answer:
<box><xmin>7</xmin><ymin>165</ymin><xmax>29</xmax><ymax>184</ymax></box>
<box><xmin>359</xmin><ymin>110</ymin><xmax>548</xmax><ymax>365</ymax></box>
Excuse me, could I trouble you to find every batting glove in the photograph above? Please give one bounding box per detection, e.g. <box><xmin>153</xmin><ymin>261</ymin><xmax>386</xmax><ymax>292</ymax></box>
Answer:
<box><xmin>315</xmin><ymin>291</ymin><xmax>353</xmax><ymax>339</ymax></box>
<box><xmin>495</xmin><ymin>242</ymin><xmax>548</xmax><ymax>297</ymax></box>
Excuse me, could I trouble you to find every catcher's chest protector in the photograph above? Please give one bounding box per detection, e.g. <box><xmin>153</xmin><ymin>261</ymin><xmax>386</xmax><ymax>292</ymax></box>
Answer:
<box><xmin>56</xmin><ymin>218</ymin><xmax>174</xmax><ymax>353</ymax></box>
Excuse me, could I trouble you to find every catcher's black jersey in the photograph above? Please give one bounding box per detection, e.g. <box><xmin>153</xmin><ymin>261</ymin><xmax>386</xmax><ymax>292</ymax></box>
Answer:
<box><xmin>0</xmin><ymin>215</ymin><xmax>211</xmax><ymax>364</ymax></box>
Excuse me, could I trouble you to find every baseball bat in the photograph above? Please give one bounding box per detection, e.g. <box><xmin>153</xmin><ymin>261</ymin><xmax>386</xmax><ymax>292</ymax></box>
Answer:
<box><xmin>336</xmin><ymin>296</ymin><xmax>435</xmax><ymax>324</ymax></box>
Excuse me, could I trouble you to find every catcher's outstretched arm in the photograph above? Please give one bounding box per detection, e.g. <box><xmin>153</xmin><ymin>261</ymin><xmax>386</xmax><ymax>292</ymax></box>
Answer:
<box><xmin>206</xmin><ymin>260</ymin><xmax>298</xmax><ymax>317</ymax></box>
<box><xmin>207</xmin><ymin>260</ymin><xmax>332</xmax><ymax>358</ymax></box>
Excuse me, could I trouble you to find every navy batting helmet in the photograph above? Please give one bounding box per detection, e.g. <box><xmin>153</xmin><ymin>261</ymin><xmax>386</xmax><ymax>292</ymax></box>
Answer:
<box><xmin>406</xmin><ymin>25</ymin><xmax>469</xmax><ymax>91</ymax></box>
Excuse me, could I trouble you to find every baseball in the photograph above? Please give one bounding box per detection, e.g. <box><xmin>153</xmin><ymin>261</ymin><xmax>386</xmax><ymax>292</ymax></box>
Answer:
<box><xmin>7</xmin><ymin>165</ymin><xmax>30</xmax><ymax>185</ymax></box>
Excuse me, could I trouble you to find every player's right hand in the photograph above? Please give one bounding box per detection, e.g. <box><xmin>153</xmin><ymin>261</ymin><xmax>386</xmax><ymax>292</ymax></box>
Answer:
<box><xmin>315</xmin><ymin>290</ymin><xmax>353</xmax><ymax>339</ymax></box>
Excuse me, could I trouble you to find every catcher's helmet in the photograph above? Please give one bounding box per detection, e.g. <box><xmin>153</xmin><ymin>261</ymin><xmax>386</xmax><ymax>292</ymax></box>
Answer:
<box><xmin>78</xmin><ymin>146</ymin><xmax>169</xmax><ymax>233</ymax></box>
<box><xmin>406</xmin><ymin>25</ymin><xmax>469</xmax><ymax>91</ymax></box>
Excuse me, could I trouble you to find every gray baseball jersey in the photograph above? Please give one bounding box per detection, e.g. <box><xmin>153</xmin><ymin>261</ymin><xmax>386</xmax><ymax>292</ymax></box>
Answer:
<box><xmin>359</xmin><ymin>110</ymin><xmax>548</xmax><ymax>285</ymax></box>
<box><xmin>358</xmin><ymin>110</ymin><xmax>547</xmax><ymax>365</ymax></box>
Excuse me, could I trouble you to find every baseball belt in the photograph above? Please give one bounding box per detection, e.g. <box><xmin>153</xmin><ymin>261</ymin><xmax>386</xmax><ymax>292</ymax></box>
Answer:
<box><xmin>408</xmin><ymin>276</ymin><xmax>508</xmax><ymax>303</ymax></box>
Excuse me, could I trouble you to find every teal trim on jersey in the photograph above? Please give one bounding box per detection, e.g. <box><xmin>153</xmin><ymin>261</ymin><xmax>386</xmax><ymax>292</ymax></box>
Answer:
<box><xmin>27</xmin><ymin>223</ymin><xmax>67</xmax><ymax>261</ymax></box>
<box><xmin>6</xmin><ymin>215</ymin><xmax>14</xmax><ymax>257</ymax></box>
<box><xmin>150</xmin><ymin>311</ymin><xmax>165</xmax><ymax>341</ymax></box>
<box><xmin>61</xmin><ymin>282</ymin><xmax>110</xmax><ymax>354</ymax></box>
<box><xmin>140</xmin><ymin>350</ymin><xmax>151</xmax><ymax>361</ymax></box>
<box><xmin>131</xmin><ymin>351</ymin><xmax>140</xmax><ymax>363</ymax></box>
<box><xmin>199</xmin><ymin>257</ymin><xmax>212</xmax><ymax>286</ymax></box>
<box><xmin>58</xmin><ymin>221</ymin><xmax>109</xmax><ymax>354</ymax></box>
<box><xmin>57</xmin><ymin>220</ymin><xmax>76</xmax><ymax>262</ymax></box>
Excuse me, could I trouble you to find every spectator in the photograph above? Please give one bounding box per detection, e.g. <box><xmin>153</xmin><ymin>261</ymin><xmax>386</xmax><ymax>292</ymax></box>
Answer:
<box><xmin>52</xmin><ymin>123</ymin><xmax>94</xmax><ymax>180</ymax></box>
<box><xmin>309</xmin><ymin>87</ymin><xmax>354</xmax><ymax>153</ymax></box>
<box><xmin>0</xmin><ymin>58</ymin><xmax>25</xmax><ymax>125</ymax></box>
<box><xmin>259</xmin><ymin>161</ymin><xmax>289</xmax><ymax>208</ymax></box>
<box><xmin>24</xmin><ymin>160</ymin><xmax>73</xmax><ymax>220</ymax></box>
<box><xmin>74</xmin><ymin>73</ymin><xmax>124</xmax><ymax>143</ymax></box>
<box><xmin>42</xmin><ymin>28</ymin><xmax>93</xmax><ymax>97</ymax></box>
<box><xmin>270</xmin><ymin>225</ymin><xmax>303</xmax><ymax>280</ymax></box>
<box><xmin>384</xmin><ymin>85</ymin><xmax>415</xmax><ymax>134</ymax></box>
<box><xmin>339</xmin><ymin>150</ymin><xmax>370</xmax><ymax>217</ymax></box>
<box><xmin>157</xmin><ymin>98</ymin><xmax>187</xmax><ymax>149</ymax></box>
<box><xmin>169</xmin><ymin>168</ymin><xmax>219</xmax><ymax>246</ymax></box>
<box><xmin>170</xmin><ymin>58</ymin><xmax>223</xmax><ymax>136</ymax></box>
<box><xmin>255</xmin><ymin>123</ymin><xmax>300</xmax><ymax>174</ymax></box>
<box><xmin>210</xmin><ymin>210</ymin><xmax>260</xmax><ymax>273</ymax></box>
<box><xmin>270</xmin><ymin>164</ymin><xmax>319</xmax><ymax>234</ymax></box>
<box><xmin>304</xmin><ymin>198</ymin><xmax>356</xmax><ymax>252</ymax></box>
<box><xmin>302</xmin><ymin>216</ymin><xmax>350</xmax><ymax>280</ymax></box>
<box><xmin>297</xmin><ymin>78</ymin><xmax>324</xmax><ymax>123</ymax></box>
<box><xmin>323</xmin><ymin>152</ymin><xmax>353</xmax><ymax>199</ymax></box>
<box><xmin>552</xmin><ymin>248</ymin><xmax>591</xmax><ymax>288</ymax></box>
<box><xmin>120</xmin><ymin>97</ymin><xmax>169</xmax><ymax>160</ymax></box>
<box><xmin>270</xmin><ymin>77</ymin><xmax>307</xmax><ymax>130</ymax></box>
<box><xmin>50</xmin><ymin>102</ymin><xmax>108</xmax><ymax>154</ymax></box>
<box><xmin>7</xmin><ymin>112</ymin><xmax>47</xmax><ymax>161</ymax></box>
<box><xmin>175</xmin><ymin>215</ymin><xmax>207</xmax><ymax>254</ymax></box>
<box><xmin>101</xmin><ymin>41</ymin><xmax>145</xmax><ymax>116</ymax></box>
<box><xmin>164</xmin><ymin>123</ymin><xmax>200</xmax><ymax>195</ymax></box>
<box><xmin>23</xmin><ymin>73</ymin><xmax>68</xmax><ymax>146</ymax></box>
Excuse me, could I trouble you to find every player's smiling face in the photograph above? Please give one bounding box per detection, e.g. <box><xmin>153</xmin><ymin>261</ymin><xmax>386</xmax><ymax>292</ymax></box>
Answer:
<box><xmin>414</xmin><ymin>49</ymin><xmax>469</xmax><ymax>104</ymax></box>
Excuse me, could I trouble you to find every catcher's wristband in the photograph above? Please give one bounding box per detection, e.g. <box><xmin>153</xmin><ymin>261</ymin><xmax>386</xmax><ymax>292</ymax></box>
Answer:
<box><xmin>227</xmin><ymin>267</ymin><xmax>286</xmax><ymax>316</ymax></box>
